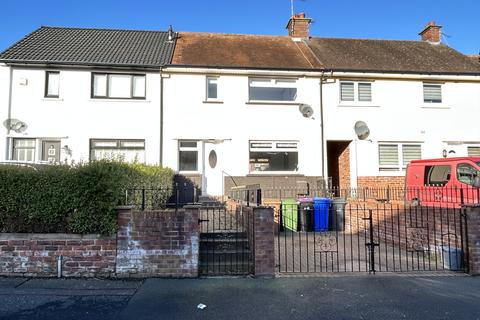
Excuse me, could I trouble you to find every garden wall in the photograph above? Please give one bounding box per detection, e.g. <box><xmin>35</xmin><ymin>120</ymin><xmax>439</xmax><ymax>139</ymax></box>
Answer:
<box><xmin>0</xmin><ymin>207</ymin><xmax>199</xmax><ymax>278</ymax></box>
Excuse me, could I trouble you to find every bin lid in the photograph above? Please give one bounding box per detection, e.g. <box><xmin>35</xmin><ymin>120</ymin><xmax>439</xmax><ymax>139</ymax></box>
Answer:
<box><xmin>331</xmin><ymin>198</ymin><xmax>347</xmax><ymax>204</ymax></box>
<box><xmin>298</xmin><ymin>197</ymin><xmax>313</xmax><ymax>203</ymax></box>
<box><xmin>313</xmin><ymin>197</ymin><xmax>332</xmax><ymax>204</ymax></box>
<box><xmin>281</xmin><ymin>199</ymin><xmax>297</xmax><ymax>204</ymax></box>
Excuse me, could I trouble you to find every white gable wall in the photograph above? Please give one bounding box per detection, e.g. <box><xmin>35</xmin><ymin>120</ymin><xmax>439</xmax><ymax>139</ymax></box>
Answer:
<box><xmin>0</xmin><ymin>66</ymin><xmax>162</xmax><ymax>164</ymax></box>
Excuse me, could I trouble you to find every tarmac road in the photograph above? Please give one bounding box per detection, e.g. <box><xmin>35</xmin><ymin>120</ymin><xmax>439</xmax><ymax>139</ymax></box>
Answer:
<box><xmin>0</xmin><ymin>274</ymin><xmax>479</xmax><ymax>320</ymax></box>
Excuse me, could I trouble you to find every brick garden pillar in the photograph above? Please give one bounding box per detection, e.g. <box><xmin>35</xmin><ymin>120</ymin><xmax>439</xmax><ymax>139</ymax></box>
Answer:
<box><xmin>253</xmin><ymin>207</ymin><xmax>275</xmax><ymax>277</ymax></box>
<box><xmin>465</xmin><ymin>205</ymin><xmax>480</xmax><ymax>275</ymax></box>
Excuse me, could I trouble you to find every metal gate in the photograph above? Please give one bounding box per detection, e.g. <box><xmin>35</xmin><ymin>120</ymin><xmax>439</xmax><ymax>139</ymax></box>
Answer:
<box><xmin>199</xmin><ymin>206</ymin><xmax>253</xmax><ymax>276</ymax></box>
<box><xmin>276</xmin><ymin>203</ymin><xmax>469</xmax><ymax>274</ymax></box>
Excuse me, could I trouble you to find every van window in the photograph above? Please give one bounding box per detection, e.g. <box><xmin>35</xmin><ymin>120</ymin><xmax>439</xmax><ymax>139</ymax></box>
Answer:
<box><xmin>424</xmin><ymin>165</ymin><xmax>451</xmax><ymax>186</ymax></box>
<box><xmin>457</xmin><ymin>163</ymin><xmax>480</xmax><ymax>186</ymax></box>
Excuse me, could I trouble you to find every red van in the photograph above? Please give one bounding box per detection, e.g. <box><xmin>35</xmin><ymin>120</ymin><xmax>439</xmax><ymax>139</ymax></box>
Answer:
<box><xmin>405</xmin><ymin>157</ymin><xmax>480</xmax><ymax>207</ymax></box>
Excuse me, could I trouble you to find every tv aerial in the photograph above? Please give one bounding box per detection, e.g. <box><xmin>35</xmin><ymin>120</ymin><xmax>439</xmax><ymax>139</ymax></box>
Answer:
<box><xmin>354</xmin><ymin>121</ymin><xmax>370</xmax><ymax>140</ymax></box>
<box><xmin>3</xmin><ymin>118</ymin><xmax>28</xmax><ymax>133</ymax></box>
<box><xmin>299</xmin><ymin>104</ymin><xmax>314</xmax><ymax>118</ymax></box>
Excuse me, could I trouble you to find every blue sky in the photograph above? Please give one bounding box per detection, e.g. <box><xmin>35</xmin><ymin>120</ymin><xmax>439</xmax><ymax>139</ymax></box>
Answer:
<box><xmin>1</xmin><ymin>0</ymin><xmax>479</xmax><ymax>54</ymax></box>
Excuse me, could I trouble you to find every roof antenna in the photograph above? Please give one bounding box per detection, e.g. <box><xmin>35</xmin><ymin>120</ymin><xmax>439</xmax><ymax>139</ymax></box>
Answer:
<box><xmin>167</xmin><ymin>25</ymin><xmax>174</xmax><ymax>42</ymax></box>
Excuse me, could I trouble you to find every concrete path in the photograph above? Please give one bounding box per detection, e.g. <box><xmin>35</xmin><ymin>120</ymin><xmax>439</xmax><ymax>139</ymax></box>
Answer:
<box><xmin>1</xmin><ymin>275</ymin><xmax>479</xmax><ymax>320</ymax></box>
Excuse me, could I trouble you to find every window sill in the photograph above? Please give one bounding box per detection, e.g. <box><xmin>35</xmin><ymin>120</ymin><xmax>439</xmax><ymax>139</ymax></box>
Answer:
<box><xmin>421</xmin><ymin>105</ymin><xmax>450</xmax><ymax>109</ymax></box>
<box><xmin>203</xmin><ymin>100</ymin><xmax>224</xmax><ymax>104</ymax></box>
<box><xmin>89</xmin><ymin>99</ymin><xmax>151</xmax><ymax>103</ymax></box>
<box><xmin>42</xmin><ymin>98</ymin><xmax>64</xmax><ymax>101</ymax></box>
<box><xmin>337</xmin><ymin>103</ymin><xmax>379</xmax><ymax>108</ymax></box>
<box><xmin>246</xmin><ymin>101</ymin><xmax>300</xmax><ymax>106</ymax></box>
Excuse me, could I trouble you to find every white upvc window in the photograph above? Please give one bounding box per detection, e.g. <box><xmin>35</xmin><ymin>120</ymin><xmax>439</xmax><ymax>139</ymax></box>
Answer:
<box><xmin>45</xmin><ymin>71</ymin><xmax>60</xmax><ymax>98</ymax></box>
<box><xmin>206</xmin><ymin>76</ymin><xmax>218</xmax><ymax>100</ymax></box>
<box><xmin>249</xmin><ymin>140</ymin><xmax>299</xmax><ymax>173</ymax></box>
<box><xmin>468</xmin><ymin>146</ymin><xmax>480</xmax><ymax>157</ymax></box>
<box><xmin>423</xmin><ymin>83</ymin><xmax>442</xmax><ymax>103</ymax></box>
<box><xmin>90</xmin><ymin>139</ymin><xmax>145</xmax><ymax>163</ymax></box>
<box><xmin>378</xmin><ymin>143</ymin><xmax>422</xmax><ymax>172</ymax></box>
<box><xmin>178</xmin><ymin>141</ymin><xmax>199</xmax><ymax>172</ymax></box>
<box><xmin>248</xmin><ymin>78</ymin><xmax>297</xmax><ymax>102</ymax></box>
<box><xmin>92</xmin><ymin>73</ymin><xmax>146</xmax><ymax>99</ymax></box>
<box><xmin>12</xmin><ymin>138</ymin><xmax>36</xmax><ymax>162</ymax></box>
<box><xmin>340</xmin><ymin>81</ymin><xmax>372</xmax><ymax>102</ymax></box>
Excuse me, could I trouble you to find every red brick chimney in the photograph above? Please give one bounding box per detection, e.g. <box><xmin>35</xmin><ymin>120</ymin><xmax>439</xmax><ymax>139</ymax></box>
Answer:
<box><xmin>286</xmin><ymin>13</ymin><xmax>312</xmax><ymax>39</ymax></box>
<box><xmin>419</xmin><ymin>21</ymin><xmax>442</xmax><ymax>43</ymax></box>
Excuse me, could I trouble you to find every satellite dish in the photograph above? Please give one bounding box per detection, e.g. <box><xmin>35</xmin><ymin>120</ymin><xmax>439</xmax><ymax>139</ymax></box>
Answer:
<box><xmin>354</xmin><ymin>121</ymin><xmax>370</xmax><ymax>140</ymax></box>
<box><xmin>3</xmin><ymin>118</ymin><xmax>28</xmax><ymax>133</ymax></box>
<box><xmin>299</xmin><ymin>104</ymin><xmax>314</xmax><ymax>118</ymax></box>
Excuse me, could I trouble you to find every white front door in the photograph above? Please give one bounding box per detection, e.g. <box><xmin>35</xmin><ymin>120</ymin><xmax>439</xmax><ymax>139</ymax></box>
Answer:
<box><xmin>202</xmin><ymin>142</ymin><xmax>224</xmax><ymax>196</ymax></box>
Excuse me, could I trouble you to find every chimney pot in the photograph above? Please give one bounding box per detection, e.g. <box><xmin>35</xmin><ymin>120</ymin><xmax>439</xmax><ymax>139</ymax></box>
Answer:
<box><xmin>419</xmin><ymin>21</ymin><xmax>442</xmax><ymax>43</ymax></box>
<box><xmin>286</xmin><ymin>12</ymin><xmax>312</xmax><ymax>39</ymax></box>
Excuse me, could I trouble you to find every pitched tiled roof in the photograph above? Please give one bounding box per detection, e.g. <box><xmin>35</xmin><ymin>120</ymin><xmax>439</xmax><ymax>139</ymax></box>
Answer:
<box><xmin>172</xmin><ymin>32</ymin><xmax>322</xmax><ymax>70</ymax></box>
<box><xmin>0</xmin><ymin>26</ymin><xmax>175</xmax><ymax>68</ymax></box>
<box><xmin>307</xmin><ymin>38</ymin><xmax>480</xmax><ymax>74</ymax></box>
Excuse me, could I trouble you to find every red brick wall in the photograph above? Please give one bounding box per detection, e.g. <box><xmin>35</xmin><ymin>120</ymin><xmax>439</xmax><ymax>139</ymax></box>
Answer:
<box><xmin>357</xmin><ymin>176</ymin><xmax>405</xmax><ymax>189</ymax></box>
<box><xmin>466</xmin><ymin>205</ymin><xmax>480</xmax><ymax>275</ymax></box>
<box><xmin>0</xmin><ymin>234</ymin><xmax>116</xmax><ymax>277</ymax></box>
<box><xmin>0</xmin><ymin>207</ymin><xmax>200</xmax><ymax>278</ymax></box>
<box><xmin>339</xmin><ymin>145</ymin><xmax>351</xmax><ymax>190</ymax></box>
<box><xmin>116</xmin><ymin>207</ymin><xmax>199</xmax><ymax>278</ymax></box>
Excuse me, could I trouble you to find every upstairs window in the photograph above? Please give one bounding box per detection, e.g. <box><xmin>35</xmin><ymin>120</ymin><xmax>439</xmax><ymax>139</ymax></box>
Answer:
<box><xmin>92</xmin><ymin>73</ymin><xmax>146</xmax><ymax>99</ymax></box>
<box><xmin>423</xmin><ymin>83</ymin><xmax>442</xmax><ymax>103</ymax></box>
<box><xmin>249</xmin><ymin>79</ymin><xmax>297</xmax><ymax>102</ymax></box>
<box><xmin>45</xmin><ymin>71</ymin><xmax>60</xmax><ymax>98</ymax></box>
<box><xmin>249</xmin><ymin>140</ymin><xmax>298</xmax><ymax>172</ymax></box>
<box><xmin>90</xmin><ymin>139</ymin><xmax>145</xmax><ymax>163</ymax></box>
<box><xmin>378</xmin><ymin>143</ymin><xmax>421</xmax><ymax>172</ymax></box>
<box><xmin>206</xmin><ymin>77</ymin><xmax>218</xmax><ymax>100</ymax></box>
<box><xmin>340</xmin><ymin>82</ymin><xmax>372</xmax><ymax>102</ymax></box>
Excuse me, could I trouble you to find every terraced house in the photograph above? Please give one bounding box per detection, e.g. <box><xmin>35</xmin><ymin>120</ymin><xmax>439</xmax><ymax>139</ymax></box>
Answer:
<box><xmin>1</xmin><ymin>14</ymin><xmax>479</xmax><ymax>196</ymax></box>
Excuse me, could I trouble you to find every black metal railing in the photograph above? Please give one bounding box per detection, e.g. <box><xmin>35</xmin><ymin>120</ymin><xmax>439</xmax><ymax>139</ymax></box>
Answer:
<box><xmin>124</xmin><ymin>184</ymin><xmax>200</xmax><ymax>210</ymax></box>
<box><xmin>229</xmin><ymin>185</ymin><xmax>262</xmax><ymax>207</ymax></box>
<box><xmin>276</xmin><ymin>201</ymin><xmax>469</xmax><ymax>274</ymax></box>
<box><xmin>251</xmin><ymin>186</ymin><xmax>480</xmax><ymax>206</ymax></box>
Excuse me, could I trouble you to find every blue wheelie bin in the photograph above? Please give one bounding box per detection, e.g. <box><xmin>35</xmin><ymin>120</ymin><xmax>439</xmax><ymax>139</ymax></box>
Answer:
<box><xmin>313</xmin><ymin>197</ymin><xmax>331</xmax><ymax>231</ymax></box>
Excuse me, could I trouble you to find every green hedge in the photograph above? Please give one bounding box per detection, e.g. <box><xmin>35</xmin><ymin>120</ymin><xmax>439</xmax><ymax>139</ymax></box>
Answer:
<box><xmin>0</xmin><ymin>161</ymin><xmax>174</xmax><ymax>235</ymax></box>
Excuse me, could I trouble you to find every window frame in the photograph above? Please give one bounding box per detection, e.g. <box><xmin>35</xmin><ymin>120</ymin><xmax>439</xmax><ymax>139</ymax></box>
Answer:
<box><xmin>12</xmin><ymin>138</ymin><xmax>36</xmax><ymax>162</ymax></box>
<box><xmin>339</xmin><ymin>81</ymin><xmax>372</xmax><ymax>103</ymax></box>
<box><xmin>89</xmin><ymin>139</ymin><xmax>146</xmax><ymax>163</ymax></box>
<box><xmin>178</xmin><ymin>140</ymin><xmax>200</xmax><ymax>173</ymax></box>
<box><xmin>423</xmin><ymin>83</ymin><xmax>442</xmax><ymax>103</ymax></box>
<box><xmin>91</xmin><ymin>73</ymin><xmax>146</xmax><ymax>100</ymax></box>
<box><xmin>206</xmin><ymin>76</ymin><xmax>219</xmax><ymax>101</ymax></box>
<box><xmin>248</xmin><ymin>78</ymin><xmax>298</xmax><ymax>103</ymax></box>
<box><xmin>45</xmin><ymin>71</ymin><xmax>60</xmax><ymax>98</ymax></box>
<box><xmin>378</xmin><ymin>143</ymin><xmax>422</xmax><ymax>172</ymax></box>
<box><xmin>249</xmin><ymin>140</ymin><xmax>299</xmax><ymax>174</ymax></box>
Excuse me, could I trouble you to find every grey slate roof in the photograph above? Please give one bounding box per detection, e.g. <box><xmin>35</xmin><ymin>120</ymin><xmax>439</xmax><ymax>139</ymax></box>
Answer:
<box><xmin>306</xmin><ymin>38</ymin><xmax>480</xmax><ymax>75</ymax></box>
<box><xmin>0</xmin><ymin>26</ymin><xmax>175</xmax><ymax>68</ymax></box>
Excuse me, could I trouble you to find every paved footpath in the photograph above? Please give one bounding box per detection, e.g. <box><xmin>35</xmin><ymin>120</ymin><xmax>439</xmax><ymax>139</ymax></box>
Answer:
<box><xmin>0</xmin><ymin>274</ymin><xmax>479</xmax><ymax>320</ymax></box>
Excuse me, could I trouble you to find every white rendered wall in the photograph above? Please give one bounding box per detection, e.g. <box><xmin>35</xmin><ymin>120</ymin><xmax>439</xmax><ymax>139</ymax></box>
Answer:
<box><xmin>322</xmin><ymin>77</ymin><xmax>480</xmax><ymax>179</ymax></box>
<box><xmin>162</xmin><ymin>73</ymin><xmax>323</xmax><ymax>178</ymax></box>
<box><xmin>0</xmin><ymin>66</ymin><xmax>161</xmax><ymax>164</ymax></box>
